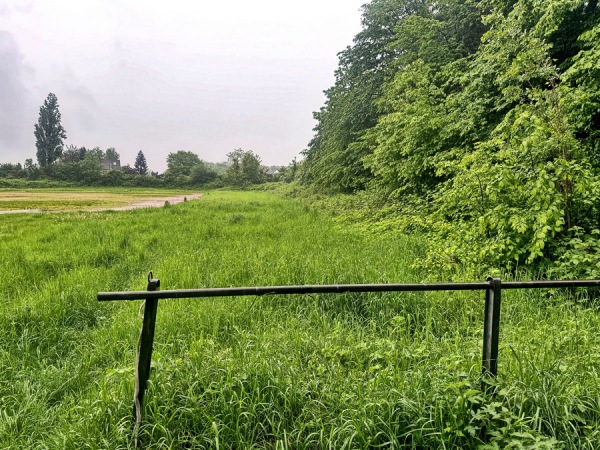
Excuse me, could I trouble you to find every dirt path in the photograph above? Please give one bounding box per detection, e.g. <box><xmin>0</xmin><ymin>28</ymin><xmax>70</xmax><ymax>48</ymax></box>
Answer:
<box><xmin>0</xmin><ymin>193</ymin><xmax>202</xmax><ymax>214</ymax></box>
<box><xmin>89</xmin><ymin>193</ymin><xmax>203</xmax><ymax>211</ymax></box>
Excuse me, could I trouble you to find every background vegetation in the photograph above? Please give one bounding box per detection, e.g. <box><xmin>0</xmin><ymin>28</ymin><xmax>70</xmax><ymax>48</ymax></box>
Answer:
<box><xmin>3</xmin><ymin>1</ymin><xmax>599</xmax><ymax>281</ymax></box>
<box><xmin>0</xmin><ymin>147</ymin><xmax>292</xmax><ymax>190</ymax></box>
<box><xmin>3</xmin><ymin>92</ymin><xmax>294</xmax><ymax>189</ymax></box>
<box><xmin>2</xmin><ymin>1</ymin><xmax>600</xmax><ymax>446</ymax></box>
<box><xmin>300</xmin><ymin>0</ymin><xmax>600</xmax><ymax>279</ymax></box>
<box><xmin>2</xmin><ymin>191</ymin><xmax>600</xmax><ymax>449</ymax></box>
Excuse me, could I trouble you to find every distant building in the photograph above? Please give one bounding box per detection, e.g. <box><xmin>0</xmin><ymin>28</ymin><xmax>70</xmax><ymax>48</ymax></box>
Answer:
<box><xmin>102</xmin><ymin>159</ymin><xmax>121</xmax><ymax>173</ymax></box>
<box><xmin>262</xmin><ymin>168</ymin><xmax>279</xmax><ymax>176</ymax></box>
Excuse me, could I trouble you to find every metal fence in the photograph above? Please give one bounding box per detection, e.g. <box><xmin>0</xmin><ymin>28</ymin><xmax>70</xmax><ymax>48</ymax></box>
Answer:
<box><xmin>98</xmin><ymin>274</ymin><xmax>600</xmax><ymax>425</ymax></box>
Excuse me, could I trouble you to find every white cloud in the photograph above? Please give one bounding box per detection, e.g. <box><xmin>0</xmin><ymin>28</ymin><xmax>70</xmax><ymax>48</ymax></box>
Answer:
<box><xmin>0</xmin><ymin>0</ymin><xmax>365</xmax><ymax>170</ymax></box>
<box><xmin>0</xmin><ymin>29</ymin><xmax>37</xmax><ymax>162</ymax></box>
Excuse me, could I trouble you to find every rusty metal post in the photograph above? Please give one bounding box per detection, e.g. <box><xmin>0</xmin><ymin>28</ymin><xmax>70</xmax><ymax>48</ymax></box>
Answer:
<box><xmin>134</xmin><ymin>272</ymin><xmax>160</xmax><ymax>425</ymax></box>
<box><xmin>482</xmin><ymin>277</ymin><xmax>501</xmax><ymax>390</ymax></box>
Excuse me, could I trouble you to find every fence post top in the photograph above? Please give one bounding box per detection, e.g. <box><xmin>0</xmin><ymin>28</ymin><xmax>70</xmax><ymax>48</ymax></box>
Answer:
<box><xmin>147</xmin><ymin>272</ymin><xmax>160</xmax><ymax>291</ymax></box>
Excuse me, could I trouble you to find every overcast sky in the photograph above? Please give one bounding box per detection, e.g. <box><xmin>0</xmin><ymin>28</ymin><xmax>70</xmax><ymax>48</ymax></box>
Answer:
<box><xmin>0</xmin><ymin>0</ymin><xmax>366</xmax><ymax>171</ymax></box>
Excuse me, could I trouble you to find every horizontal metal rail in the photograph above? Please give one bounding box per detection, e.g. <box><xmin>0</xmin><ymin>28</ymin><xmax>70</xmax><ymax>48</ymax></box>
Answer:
<box><xmin>98</xmin><ymin>279</ymin><xmax>600</xmax><ymax>302</ymax></box>
<box><xmin>99</xmin><ymin>275</ymin><xmax>599</xmax><ymax>429</ymax></box>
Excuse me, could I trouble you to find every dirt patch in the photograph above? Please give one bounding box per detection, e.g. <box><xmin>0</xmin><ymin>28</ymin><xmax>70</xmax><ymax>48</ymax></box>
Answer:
<box><xmin>89</xmin><ymin>193</ymin><xmax>203</xmax><ymax>211</ymax></box>
<box><xmin>0</xmin><ymin>193</ymin><xmax>202</xmax><ymax>214</ymax></box>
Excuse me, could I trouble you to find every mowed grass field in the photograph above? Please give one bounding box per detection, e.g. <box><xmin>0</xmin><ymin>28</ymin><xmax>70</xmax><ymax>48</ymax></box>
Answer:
<box><xmin>0</xmin><ymin>188</ymin><xmax>195</xmax><ymax>211</ymax></box>
<box><xmin>1</xmin><ymin>190</ymin><xmax>600</xmax><ymax>449</ymax></box>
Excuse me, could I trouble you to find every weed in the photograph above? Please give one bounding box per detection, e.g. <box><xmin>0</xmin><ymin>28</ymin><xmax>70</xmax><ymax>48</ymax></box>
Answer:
<box><xmin>0</xmin><ymin>190</ymin><xmax>598</xmax><ymax>448</ymax></box>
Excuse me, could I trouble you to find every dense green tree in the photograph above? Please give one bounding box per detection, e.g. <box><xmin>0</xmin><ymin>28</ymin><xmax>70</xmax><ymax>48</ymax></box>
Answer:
<box><xmin>301</xmin><ymin>0</ymin><xmax>419</xmax><ymax>192</ymax></box>
<box><xmin>105</xmin><ymin>147</ymin><xmax>120</xmax><ymax>162</ymax></box>
<box><xmin>0</xmin><ymin>163</ymin><xmax>25</xmax><ymax>178</ymax></box>
<box><xmin>50</xmin><ymin>146</ymin><xmax>104</xmax><ymax>183</ymax></box>
<box><xmin>85</xmin><ymin>147</ymin><xmax>105</xmax><ymax>161</ymax></box>
<box><xmin>302</xmin><ymin>0</ymin><xmax>486</xmax><ymax>193</ymax></box>
<box><xmin>164</xmin><ymin>150</ymin><xmax>218</xmax><ymax>185</ymax></box>
<box><xmin>363</xmin><ymin>60</ymin><xmax>455</xmax><ymax>199</ymax></box>
<box><xmin>78</xmin><ymin>150</ymin><xmax>103</xmax><ymax>183</ymax></box>
<box><xmin>301</xmin><ymin>0</ymin><xmax>600</xmax><ymax>276</ymax></box>
<box><xmin>24</xmin><ymin>159</ymin><xmax>35</xmax><ymax>172</ymax></box>
<box><xmin>563</xmin><ymin>15</ymin><xmax>600</xmax><ymax>159</ymax></box>
<box><xmin>189</xmin><ymin>161</ymin><xmax>217</xmax><ymax>184</ymax></box>
<box><xmin>121</xmin><ymin>164</ymin><xmax>138</xmax><ymax>175</ymax></box>
<box><xmin>134</xmin><ymin>150</ymin><xmax>148</xmax><ymax>175</ymax></box>
<box><xmin>60</xmin><ymin>144</ymin><xmax>87</xmax><ymax>163</ymax></box>
<box><xmin>166</xmin><ymin>150</ymin><xmax>202</xmax><ymax>178</ymax></box>
<box><xmin>60</xmin><ymin>145</ymin><xmax>79</xmax><ymax>163</ymax></box>
<box><xmin>279</xmin><ymin>158</ymin><xmax>298</xmax><ymax>182</ymax></box>
<box><xmin>34</xmin><ymin>93</ymin><xmax>67</xmax><ymax>167</ymax></box>
<box><xmin>225</xmin><ymin>148</ymin><xmax>244</xmax><ymax>185</ymax></box>
<box><xmin>241</xmin><ymin>150</ymin><xmax>263</xmax><ymax>184</ymax></box>
<box><xmin>225</xmin><ymin>149</ymin><xmax>263</xmax><ymax>185</ymax></box>
<box><xmin>204</xmin><ymin>161</ymin><xmax>228</xmax><ymax>175</ymax></box>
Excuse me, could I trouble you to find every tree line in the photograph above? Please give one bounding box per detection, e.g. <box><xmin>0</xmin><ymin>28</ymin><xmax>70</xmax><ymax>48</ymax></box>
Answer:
<box><xmin>299</xmin><ymin>0</ymin><xmax>600</xmax><ymax>278</ymax></box>
<box><xmin>0</xmin><ymin>93</ymin><xmax>296</xmax><ymax>187</ymax></box>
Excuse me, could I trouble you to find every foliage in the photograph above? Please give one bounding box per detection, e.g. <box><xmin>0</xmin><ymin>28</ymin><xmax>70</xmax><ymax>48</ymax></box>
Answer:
<box><xmin>204</xmin><ymin>161</ymin><xmax>228</xmax><ymax>175</ymax></box>
<box><xmin>224</xmin><ymin>148</ymin><xmax>264</xmax><ymax>186</ymax></box>
<box><xmin>303</xmin><ymin>0</ymin><xmax>600</xmax><ymax>278</ymax></box>
<box><xmin>2</xmin><ymin>190</ymin><xmax>600</xmax><ymax>448</ymax></box>
<box><xmin>134</xmin><ymin>150</ymin><xmax>148</xmax><ymax>176</ymax></box>
<box><xmin>34</xmin><ymin>92</ymin><xmax>67</xmax><ymax>167</ymax></box>
<box><xmin>278</xmin><ymin>157</ymin><xmax>299</xmax><ymax>183</ymax></box>
<box><xmin>164</xmin><ymin>150</ymin><xmax>218</xmax><ymax>186</ymax></box>
<box><xmin>0</xmin><ymin>145</ymin><xmax>271</xmax><ymax>189</ymax></box>
<box><xmin>0</xmin><ymin>163</ymin><xmax>25</xmax><ymax>178</ymax></box>
<box><xmin>166</xmin><ymin>150</ymin><xmax>202</xmax><ymax>178</ymax></box>
<box><xmin>300</xmin><ymin>0</ymin><xmax>398</xmax><ymax>192</ymax></box>
<box><xmin>302</xmin><ymin>0</ymin><xmax>487</xmax><ymax>193</ymax></box>
<box><xmin>121</xmin><ymin>164</ymin><xmax>138</xmax><ymax>176</ymax></box>
<box><xmin>60</xmin><ymin>144</ymin><xmax>87</xmax><ymax>163</ymax></box>
<box><xmin>105</xmin><ymin>147</ymin><xmax>120</xmax><ymax>162</ymax></box>
<box><xmin>189</xmin><ymin>161</ymin><xmax>217</xmax><ymax>185</ymax></box>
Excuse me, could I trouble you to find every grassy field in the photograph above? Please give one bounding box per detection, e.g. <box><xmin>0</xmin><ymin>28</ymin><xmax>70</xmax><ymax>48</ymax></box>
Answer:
<box><xmin>1</xmin><ymin>190</ymin><xmax>600</xmax><ymax>449</ymax></box>
<box><xmin>0</xmin><ymin>188</ymin><xmax>196</xmax><ymax>211</ymax></box>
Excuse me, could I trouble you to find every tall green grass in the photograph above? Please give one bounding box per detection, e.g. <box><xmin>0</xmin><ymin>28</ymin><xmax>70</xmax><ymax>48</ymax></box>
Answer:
<box><xmin>1</xmin><ymin>190</ymin><xmax>599</xmax><ymax>448</ymax></box>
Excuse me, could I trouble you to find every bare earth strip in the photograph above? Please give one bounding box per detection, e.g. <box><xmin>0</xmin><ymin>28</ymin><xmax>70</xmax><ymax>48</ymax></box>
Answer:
<box><xmin>0</xmin><ymin>193</ymin><xmax>202</xmax><ymax>214</ymax></box>
<box><xmin>89</xmin><ymin>193</ymin><xmax>203</xmax><ymax>211</ymax></box>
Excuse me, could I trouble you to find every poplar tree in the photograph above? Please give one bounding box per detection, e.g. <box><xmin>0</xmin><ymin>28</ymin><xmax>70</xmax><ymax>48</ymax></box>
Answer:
<box><xmin>34</xmin><ymin>93</ymin><xmax>67</xmax><ymax>167</ymax></box>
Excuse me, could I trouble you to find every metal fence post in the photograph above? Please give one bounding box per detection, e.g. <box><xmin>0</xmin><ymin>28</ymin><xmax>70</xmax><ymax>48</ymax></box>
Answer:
<box><xmin>482</xmin><ymin>277</ymin><xmax>501</xmax><ymax>390</ymax></box>
<box><xmin>134</xmin><ymin>272</ymin><xmax>160</xmax><ymax>425</ymax></box>
<box><xmin>94</xmin><ymin>276</ymin><xmax>600</xmax><ymax>420</ymax></box>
